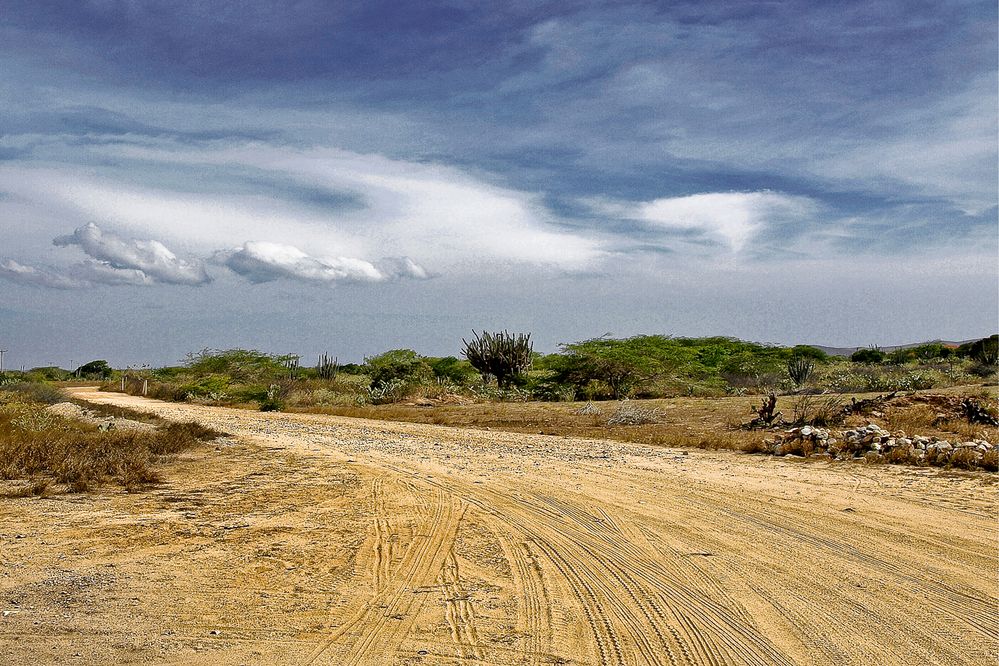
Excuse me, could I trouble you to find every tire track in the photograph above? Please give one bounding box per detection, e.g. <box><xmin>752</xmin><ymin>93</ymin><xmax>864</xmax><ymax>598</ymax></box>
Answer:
<box><xmin>70</xmin><ymin>389</ymin><xmax>999</xmax><ymax>666</ymax></box>
<box><xmin>439</xmin><ymin>550</ymin><xmax>483</xmax><ymax>661</ymax></box>
<box><xmin>491</xmin><ymin>532</ymin><xmax>554</xmax><ymax>666</ymax></box>
<box><xmin>304</xmin><ymin>487</ymin><xmax>463</xmax><ymax>665</ymax></box>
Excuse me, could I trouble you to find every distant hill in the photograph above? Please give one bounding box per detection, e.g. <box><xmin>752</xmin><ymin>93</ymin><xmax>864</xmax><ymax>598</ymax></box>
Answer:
<box><xmin>813</xmin><ymin>338</ymin><xmax>989</xmax><ymax>358</ymax></box>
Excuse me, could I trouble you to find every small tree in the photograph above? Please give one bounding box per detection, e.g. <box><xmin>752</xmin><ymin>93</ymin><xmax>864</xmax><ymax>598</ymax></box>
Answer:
<box><xmin>75</xmin><ymin>360</ymin><xmax>113</xmax><ymax>380</ymax></box>
<box><xmin>462</xmin><ymin>330</ymin><xmax>533</xmax><ymax>388</ymax></box>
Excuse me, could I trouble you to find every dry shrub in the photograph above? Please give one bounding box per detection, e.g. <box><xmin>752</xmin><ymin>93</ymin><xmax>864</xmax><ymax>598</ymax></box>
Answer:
<box><xmin>607</xmin><ymin>403</ymin><xmax>662</xmax><ymax>426</ymax></box>
<box><xmin>981</xmin><ymin>448</ymin><xmax>998</xmax><ymax>472</ymax></box>
<box><xmin>947</xmin><ymin>447</ymin><xmax>981</xmax><ymax>470</ymax></box>
<box><xmin>0</xmin><ymin>382</ymin><xmax>66</xmax><ymax>405</ymax></box>
<box><xmin>741</xmin><ymin>439</ymin><xmax>769</xmax><ymax>454</ymax></box>
<box><xmin>884</xmin><ymin>445</ymin><xmax>920</xmax><ymax>466</ymax></box>
<box><xmin>0</xmin><ymin>402</ymin><xmax>221</xmax><ymax>493</ymax></box>
<box><xmin>148</xmin><ymin>422</ymin><xmax>223</xmax><ymax>455</ymax></box>
<box><xmin>884</xmin><ymin>405</ymin><xmax>938</xmax><ymax>433</ymax></box>
<box><xmin>7</xmin><ymin>478</ymin><xmax>52</xmax><ymax>498</ymax></box>
<box><xmin>791</xmin><ymin>393</ymin><xmax>844</xmax><ymax>426</ymax></box>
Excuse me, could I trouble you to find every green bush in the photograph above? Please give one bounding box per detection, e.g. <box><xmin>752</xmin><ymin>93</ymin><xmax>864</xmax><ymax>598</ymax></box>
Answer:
<box><xmin>364</xmin><ymin>349</ymin><xmax>432</xmax><ymax>388</ymax></box>
<box><xmin>851</xmin><ymin>348</ymin><xmax>886</xmax><ymax>364</ymax></box>
<box><xmin>183</xmin><ymin>348</ymin><xmax>292</xmax><ymax>383</ymax></box>
<box><xmin>429</xmin><ymin>356</ymin><xmax>478</xmax><ymax>385</ymax></box>
<box><xmin>790</xmin><ymin>345</ymin><xmax>828</xmax><ymax>361</ymax></box>
<box><xmin>74</xmin><ymin>360</ymin><xmax>113</xmax><ymax>380</ymax></box>
<box><xmin>0</xmin><ymin>382</ymin><xmax>66</xmax><ymax>405</ymax></box>
<box><xmin>177</xmin><ymin>375</ymin><xmax>231</xmax><ymax>400</ymax></box>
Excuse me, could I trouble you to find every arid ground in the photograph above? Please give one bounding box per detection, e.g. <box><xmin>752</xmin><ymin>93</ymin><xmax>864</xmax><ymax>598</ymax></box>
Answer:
<box><xmin>1</xmin><ymin>387</ymin><xmax>996</xmax><ymax>665</ymax></box>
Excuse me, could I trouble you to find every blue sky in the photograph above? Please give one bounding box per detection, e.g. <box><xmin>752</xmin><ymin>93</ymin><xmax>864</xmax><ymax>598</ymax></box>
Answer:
<box><xmin>1</xmin><ymin>1</ymin><xmax>996</xmax><ymax>368</ymax></box>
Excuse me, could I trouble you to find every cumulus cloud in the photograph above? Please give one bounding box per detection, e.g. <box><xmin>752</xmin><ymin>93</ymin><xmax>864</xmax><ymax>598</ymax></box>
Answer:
<box><xmin>591</xmin><ymin>191</ymin><xmax>818</xmax><ymax>252</ymax></box>
<box><xmin>53</xmin><ymin>223</ymin><xmax>211</xmax><ymax>285</ymax></box>
<box><xmin>0</xmin><ymin>223</ymin><xmax>212</xmax><ymax>289</ymax></box>
<box><xmin>216</xmin><ymin>241</ymin><xmax>430</xmax><ymax>285</ymax></box>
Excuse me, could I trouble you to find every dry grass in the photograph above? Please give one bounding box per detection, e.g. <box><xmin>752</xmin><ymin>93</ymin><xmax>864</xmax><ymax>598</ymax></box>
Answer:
<box><xmin>280</xmin><ymin>386</ymin><xmax>997</xmax><ymax>469</ymax></box>
<box><xmin>882</xmin><ymin>402</ymin><xmax>999</xmax><ymax>443</ymax></box>
<box><xmin>294</xmin><ymin>395</ymin><xmax>770</xmax><ymax>453</ymax></box>
<box><xmin>0</xmin><ymin>399</ymin><xmax>224</xmax><ymax>494</ymax></box>
<box><xmin>70</xmin><ymin>398</ymin><xmax>168</xmax><ymax>426</ymax></box>
<box><xmin>606</xmin><ymin>403</ymin><xmax>663</xmax><ymax>425</ymax></box>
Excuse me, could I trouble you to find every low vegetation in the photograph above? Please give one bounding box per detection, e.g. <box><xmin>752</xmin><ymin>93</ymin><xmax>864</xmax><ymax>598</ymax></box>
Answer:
<box><xmin>72</xmin><ymin>333</ymin><xmax>995</xmax><ymax>415</ymax></box>
<box><xmin>0</xmin><ymin>383</ymin><xmax>223</xmax><ymax>494</ymax></box>
<box><xmin>5</xmin><ymin>331</ymin><xmax>995</xmax><ymax>472</ymax></box>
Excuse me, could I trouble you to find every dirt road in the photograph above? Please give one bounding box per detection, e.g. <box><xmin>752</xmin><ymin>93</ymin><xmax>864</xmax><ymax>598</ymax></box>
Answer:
<box><xmin>2</xmin><ymin>389</ymin><xmax>996</xmax><ymax>665</ymax></box>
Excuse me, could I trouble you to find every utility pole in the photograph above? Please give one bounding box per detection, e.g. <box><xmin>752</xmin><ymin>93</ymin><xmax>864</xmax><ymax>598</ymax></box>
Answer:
<box><xmin>0</xmin><ymin>349</ymin><xmax>7</xmax><ymax>374</ymax></box>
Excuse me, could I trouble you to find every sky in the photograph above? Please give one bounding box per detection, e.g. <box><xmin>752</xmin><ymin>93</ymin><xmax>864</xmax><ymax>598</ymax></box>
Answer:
<box><xmin>0</xmin><ymin>0</ymin><xmax>996</xmax><ymax>369</ymax></box>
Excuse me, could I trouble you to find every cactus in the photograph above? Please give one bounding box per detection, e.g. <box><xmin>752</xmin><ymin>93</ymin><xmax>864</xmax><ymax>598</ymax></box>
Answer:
<box><xmin>462</xmin><ymin>330</ymin><xmax>533</xmax><ymax>389</ymax></box>
<box><xmin>283</xmin><ymin>355</ymin><xmax>300</xmax><ymax>379</ymax></box>
<box><xmin>787</xmin><ymin>355</ymin><xmax>814</xmax><ymax>387</ymax></box>
<box><xmin>316</xmin><ymin>353</ymin><xmax>339</xmax><ymax>381</ymax></box>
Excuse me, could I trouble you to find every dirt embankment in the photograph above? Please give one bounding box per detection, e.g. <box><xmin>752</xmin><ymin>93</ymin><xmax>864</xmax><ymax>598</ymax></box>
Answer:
<box><xmin>1</xmin><ymin>388</ymin><xmax>996</xmax><ymax>665</ymax></box>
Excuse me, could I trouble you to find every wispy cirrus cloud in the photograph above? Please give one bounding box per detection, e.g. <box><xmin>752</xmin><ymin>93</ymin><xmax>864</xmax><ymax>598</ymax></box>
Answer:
<box><xmin>0</xmin><ymin>259</ymin><xmax>85</xmax><ymax>289</ymax></box>
<box><xmin>589</xmin><ymin>191</ymin><xmax>818</xmax><ymax>253</ymax></box>
<box><xmin>0</xmin><ymin>142</ymin><xmax>607</xmax><ymax>273</ymax></box>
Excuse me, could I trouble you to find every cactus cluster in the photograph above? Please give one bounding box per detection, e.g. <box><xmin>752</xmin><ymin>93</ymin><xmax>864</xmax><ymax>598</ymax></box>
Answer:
<box><xmin>316</xmin><ymin>353</ymin><xmax>339</xmax><ymax>381</ymax></box>
<box><xmin>462</xmin><ymin>330</ymin><xmax>533</xmax><ymax>389</ymax></box>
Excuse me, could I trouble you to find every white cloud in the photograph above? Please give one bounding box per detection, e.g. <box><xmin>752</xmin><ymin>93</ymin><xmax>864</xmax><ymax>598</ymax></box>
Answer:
<box><xmin>591</xmin><ymin>191</ymin><xmax>818</xmax><ymax>252</ymax></box>
<box><xmin>0</xmin><ymin>259</ymin><xmax>84</xmax><ymax>289</ymax></box>
<box><xmin>216</xmin><ymin>241</ymin><xmax>430</xmax><ymax>285</ymax></box>
<box><xmin>52</xmin><ymin>223</ymin><xmax>211</xmax><ymax>285</ymax></box>
<box><xmin>0</xmin><ymin>143</ymin><xmax>605</xmax><ymax>274</ymax></box>
<box><xmin>0</xmin><ymin>223</ymin><xmax>210</xmax><ymax>289</ymax></box>
<box><xmin>68</xmin><ymin>260</ymin><xmax>153</xmax><ymax>286</ymax></box>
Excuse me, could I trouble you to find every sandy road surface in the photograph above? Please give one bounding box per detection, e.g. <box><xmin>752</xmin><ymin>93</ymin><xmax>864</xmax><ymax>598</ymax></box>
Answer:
<box><xmin>2</xmin><ymin>388</ymin><xmax>996</xmax><ymax>665</ymax></box>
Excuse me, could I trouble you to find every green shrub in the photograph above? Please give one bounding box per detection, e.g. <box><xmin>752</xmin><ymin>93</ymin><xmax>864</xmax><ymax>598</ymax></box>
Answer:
<box><xmin>365</xmin><ymin>349</ymin><xmax>432</xmax><ymax>388</ymax></box>
<box><xmin>74</xmin><ymin>360</ymin><xmax>113</xmax><ymax>379</ymax></box>
<box><xmin>183</xmin><ymin>348</ymin><xmax>292</xmax><ymax>383</ymax></box>
<box><xmin>787</xmin><ymin>356</ymin><xmax>815</xmax><ymax>387</ymax></box>
<box><xmin>0</xmin><ymin>382</ymin><xmax>66</xmax><ymax>405</ymax></box>
<box><xmin>851</xmin><ymin>348</ymin><xmax>886</xmax><ymax>364</ymax></box>
<box><xmin>790</xmin><ymin>345</ymin><xmax>828</xmax><ymax>361</ymax></box>
<box><xmin>429</xmin><ymin>356</ymin><xmax>478</xmax><ymax>385</ymax></box>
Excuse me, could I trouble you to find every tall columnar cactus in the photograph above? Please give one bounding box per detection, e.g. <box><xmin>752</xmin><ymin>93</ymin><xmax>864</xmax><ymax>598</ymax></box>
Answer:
<box><xmin>462</xmin><ymin>330</ymin><xmax>533</xmax><ymax>388</ymax></box>
<box><xmin>316</xmin><ymin>353</ymin><xmax>339</xmax><ymax>381</ymax></box>
<box><xmin>283</xmin><ymin>355</ymin><xmax>300</xmax><ymax>379</ymax></box>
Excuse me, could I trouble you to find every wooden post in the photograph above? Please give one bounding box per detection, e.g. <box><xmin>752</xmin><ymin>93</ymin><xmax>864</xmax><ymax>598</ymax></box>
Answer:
<box><xmin>142</xmin><ymin>379</ymin><xmax>148</xmax><ymax>396</ymax></box>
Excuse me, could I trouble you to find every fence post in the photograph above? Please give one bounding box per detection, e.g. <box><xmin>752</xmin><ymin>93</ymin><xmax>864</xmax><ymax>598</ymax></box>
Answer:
<box><xmin>142</xmin><ymin>379</ymin><xmax>148</xmax><ymax>396</ymax></box>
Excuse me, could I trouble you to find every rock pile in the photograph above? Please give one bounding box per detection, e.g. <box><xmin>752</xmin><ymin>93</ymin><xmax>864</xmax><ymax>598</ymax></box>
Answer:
<box><xmin>763</xmin><ymin>423</ymin><xmax>996</xmax><ymax>468</ymax></box>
